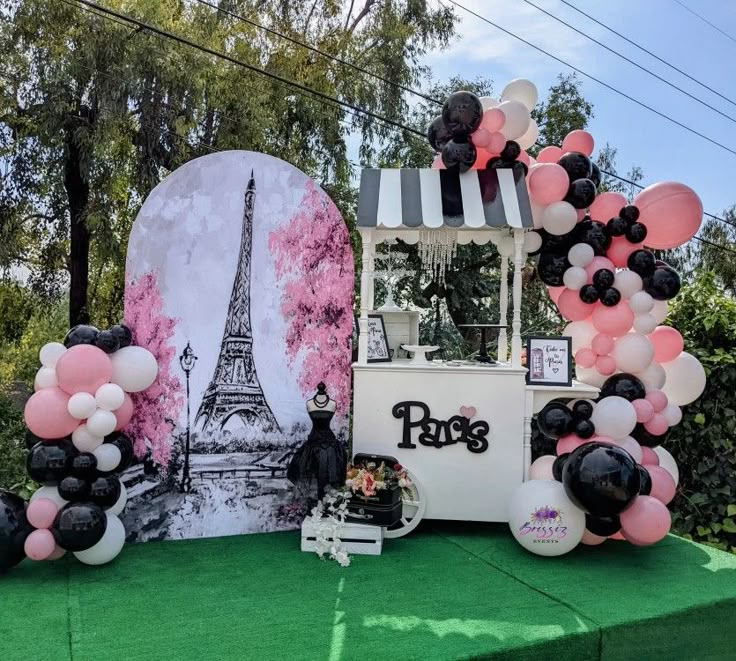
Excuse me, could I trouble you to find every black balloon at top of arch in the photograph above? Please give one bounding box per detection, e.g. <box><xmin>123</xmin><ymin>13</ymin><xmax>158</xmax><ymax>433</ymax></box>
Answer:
<box><xmin>427</xmin><ymin>115</ymin><xmax>453</xmax><ymax>151</ymax></box>
<box><xmin>441</xmin><ymin>91</ymin><xmax>484</xmax><ymax>138</ymax></box>
<box><xmin>599</xmin><ymin>374</ymin><xmax>646</xmax><ymax>402</ymax></box>
<box><xmin>558</xmin><ymin>151</ymin><xmax>593</xmax><ymax>182</ymax></box>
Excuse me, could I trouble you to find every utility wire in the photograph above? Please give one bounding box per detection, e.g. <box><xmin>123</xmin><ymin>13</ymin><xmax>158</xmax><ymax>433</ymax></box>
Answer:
<box><xmin>558</xmin><ymin>0</ymin><xmax>736</xmax><ymax>109</ymax></box>
<box><xmin>520</xmin><ymin>0</ymin><xmax>736</xmax><ymax>124</ymax></box>
<box><xmin>672</xmin><ymin>0</ymin><xmax>736</xmax><ymax>46</ymax></box>
<box><xmin>444</xmin><ymin>0</ymin><xmax>736</xmax><ymax>157</ymax></box>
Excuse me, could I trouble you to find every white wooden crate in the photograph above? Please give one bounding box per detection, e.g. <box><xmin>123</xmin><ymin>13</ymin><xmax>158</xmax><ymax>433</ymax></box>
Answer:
<box><xmin>301</xmin><ymin>520</ymin><xmax>383</xmax><ymax>555</ymax></box>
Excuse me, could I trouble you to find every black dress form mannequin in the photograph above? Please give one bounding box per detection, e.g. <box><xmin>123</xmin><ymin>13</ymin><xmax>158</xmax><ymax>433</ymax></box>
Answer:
<box><xmin>287</xmin><ymin>383</ymin><xmax>347</xmax><ymax>500</ymax></box>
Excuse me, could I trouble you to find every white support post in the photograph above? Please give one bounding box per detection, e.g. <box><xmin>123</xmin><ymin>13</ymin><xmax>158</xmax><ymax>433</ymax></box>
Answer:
<box><xmin>511</xmin><ymin>229</ymin><xmax>524</xmax><ymax>369</ymax></box>
<box><xmin>367</xmin><ymin>237</ymin><xmax>376</xmax><ymax>312</ymax></box>
<box><xmin>497</xmin><ymin>253</ymin><xmax>509</xmax><ymax>363</ymax></box>
<box><xmin>358</xmin><ymin>230</ymin><xmax>373</xmax><ymax>364</ymax></box>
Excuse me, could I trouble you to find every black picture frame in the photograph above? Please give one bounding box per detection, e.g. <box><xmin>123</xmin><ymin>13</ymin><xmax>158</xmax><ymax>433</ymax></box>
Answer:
<box><xmin>356</xmin><ymin>314</ymin><xmax>392</xmax><ymax>363</ymax></box>
<box><xmin>525</xmin><ymin>335</ymin><xmax>572</xmax><ymax>386</ymax></box>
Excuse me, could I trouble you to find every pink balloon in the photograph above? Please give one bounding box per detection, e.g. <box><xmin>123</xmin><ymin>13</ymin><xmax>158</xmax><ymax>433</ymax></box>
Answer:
<box><xmin>620</xmin><ymin>495</ymin><xmax>671</xmax><ymax>545</ymax></box>
<box><xmin>592</xmin><ymin>302</ymin><xmax>634</xmax><ymax>337</ymax></box>
<box><xmin>537</xmin><ymin>145</ymin><xmax>563</xmax><ymax>163</ymax></box>
<box><xmin>24</xmin><ymin>529</ymin><xmax>56</xmax><ymax>561</ymax></box>
<box><xmin>471</xmin><ymin>147</ymin><xmax>492</xmax><ymax>170</ymax></box>
<box><xmin>517</xmin><ymin>150</ymin><xmax>530</xmax><ymax>167</ymax></box>
<box><xmin>581</xmin><ymin>529</ymin><xmax>607</xmax><ymax>546</ymax></box>
<box><xmin>607</xmin><ymin>236</ymin><xmax>641</xmax><ymax>268</ymax></box>
<box><xmin>589</xmin><ymin>191</ymin><xmax>627</xmax><ymax>223</ymax></box>
<box><xmin>561</xmin><ymin>130</ymin><xmax>595</xmax><ymax>157</ymax></box>
<box><xmin>591</xmin><ymin>333</ymin><xmax>614</xmax><ymax>356</ymax></box>
<box><xmin>595</xmin><ymin>355</ymin><xmax>616</xmax><ymax>375</ymax></box>
<box><xmin>55</xmin><ymin>345</ymin><xmax>112</xmax><ymax>396</ymax></box>
<box><xmin>488</xmin><ymin>131</ymin><xmax>506</xmax><ymax>154</ymax></box>
<box><xmin>632</xmin><ymin>398</ymin><xmax>655</xmax><ymax>423</ymax></box>
<box><xmin>576</xmin><ymin>209</ymin><xmax>586</xmax><ymax>221</ymax></box>
<box><xmin>575</xmin><ymin>348</ymin><xmax>597</xmax><ymax>368</ymax></box>
<box><xmin>481</xmin><ymin>108</ymin><xmax>505</xmax><ymax>132</ymax></box>
<box><xmin>649</xmin><ymin>326</ymin><xmax>684</xmax><ymax>364</ymax></box>
<box><xmin>47</xmin><ymin>545</ymin><xmax>67</xmax><ymax>561</ymax></box>
<box><xmin>114</xmin><ymin>392</ymin><xmax>135</xmax><ymax>431</ymax></box>
<box><xmin>472</xmin><ymin>127</ymin><xmax>491</xmax><ymax>148</ymax></box>
<box><xmin>431</xmin><ymin>154</ymin><xmax>445</xmax><ymax>170</ymax></box>
<box><xmin>24</xmin><ymin>387</ymin><xmax>79</xmax><ymax>439</ymax></box>
<box><xmin>614</xmin><ymin>436</ymin><xmax>643</xmax><ymax>463</ymax></box>
<box><xmin>647</xmin><ymin>465</ymin><xmax>677</xmax><ymax>505</ymax></box>
<box><xmin>645</xmin><ymin>390</ymin><xmax>668</xmax><ymax>412</ymax></box>
<box><xmin>547</xmin><ymin>286</ymin><xmax>564</xmax><ymax>304</ymax></box>
<box><xmin>558</xmin><ymin>288</ymin><xmax>594</xmax><ymax>321</ymax></box>
<box><xmin>26</xmin><ymin>498</ymin><xmax>58</xmax><ymax>530</ymax></box>
<box><xmin>609</xmin><ymin>531</ymin><xmax>626</xmax><ymax>540</ymax></box>
<box><xmin>557</xmin><ymin>434</ymin><xmax>589</xmax><ymax>455</ymax></box>
<box><xmin>634</xmin><ymin>182</ymin><xmax>703</xmax><ymax>250</ymax></box>
<box><xmin>584</xmin><ymin>256</ymin><xmax>615</xmax><ymax>281</ymax></box>
<box><xmin>644</xmin><ymin>413</ymin><xmax>669</xmax><ymax>436</ymax></box>
<box><xmin>641</xmin><ymin>447</ymin><xmax>659</xmax><ymax>466</ymax></box>
<box><xmin>527</xmin><ymin>163</ymin><xmax>570</xmax><ymax>205</ymax></box>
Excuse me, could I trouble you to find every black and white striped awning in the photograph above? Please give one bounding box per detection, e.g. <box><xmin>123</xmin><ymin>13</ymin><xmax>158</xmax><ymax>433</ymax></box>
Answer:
<box><xmin>357</xmin><ymin>167</ymin><xmax>533</xmax><ymax>230</ymax></box>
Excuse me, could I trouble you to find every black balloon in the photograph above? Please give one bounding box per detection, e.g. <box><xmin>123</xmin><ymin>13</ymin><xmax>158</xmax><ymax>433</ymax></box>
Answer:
<box><xmin>558</xmin><ymin>151</ymin><xmax>592</xmax><ymax>182</ymax></box>
<box><xmin>606</xmin><ymin>216</ymin><xmax>628</xmax><ymax>237</ymax></box>
<box><xmin>643</xmin><ymin>265</ymin><xmax>681</xmax><ymax>300</ymax></box>
<box><xmin>564</xmin><ymin>178</ymin><xmax>597</xmax><ymax>209</ymax></box>
<box><xmin>95</xmin><ymin>330</ymin><xmax>120</xmax><ymax>354</ymax></box>
<box><xmin>63</xmin><ymin>324</ymin><xmax>99</xmax><ymax>348</ymax></box>
<box><xmin>552</xmin><ymin>453</ymin><xmax>570</xmax><ymax>482</ymax></box>
<box><xmin>625</xmin><ymin>222</ymin><xmax>648</xmax><ymax>244</ymax></box>
<box><xmin>58</xmin><ymin>476</ymin><xmax>91</xmax><ymax>502</ymax></box>
<box><xmin>631</xmin><ymin>422</ymin><xmax>668</xmax><ymax>448</ymax></box>
<box><xmin>579</xmin><ymin>284</ymin><xmax>600</xmax><ymax>304</ymax></box>
<box><xmin>441</xmin><ymin>139</ymin><xmax>477</xmax><ymax>173</ymax></box>
<box><xmin>27</xmin><ymin>439</ymin><xmax>76</xmax><ymax>484</ymax></box>
<box><xmin>540</xmin><ymin>230</ymin><xmax>575</xmax><ymax>255</ymax></box>
<box><xmin>512</xmin><ymin>160</ymin><xmax>528</xmax><ymax>176</ymax></box>
<box><xmin>619</xmin><ymin>205</ymin><xmax>640</xmax><ymax>222</ymax></box>
<box><xmin>500</xmin><ymin>140</ymin><xmax>521</xmax><ymax>162</ymax></box>
<box><xmin>105</xmin><ymin>433</ymin><xmax>134</xmax><ymax>471</ymax></box>
<box><xmin>572</xmin><ymin>400</ymin><xmax>594</xmax><ymax>420</ymax></box>
<box><xmin>25</xmin><ymin>429</ymin><xmax>47</xmax><ymax>450</ymax></box>
<box><xmin>441</xmin><ymin>91</ymin><xmax>483</xmax><ymax>137</ymax></box>
<box><xmin>592</xmin><ymin>269</ymin><xmax>615</xmax><ymax>291</ymax></box>
<box><xmin>575</xmin><ymin>419</ymin><xmax>596</xmax><ymax>439</ymax></box>
<box><xmin>562</xmin><ymin>442</ymin><xmax>641</xmax><ymax>517</ymax></box>
<box><xmin>638</xmin><ymin>465</ymin><xmax>652</xmax><ymax>495</ymax></box>
<box><xmin>53</xmin><ymin>502</ymin><xmax>107</xmax><ymax>552</ymax></box>
<box><xmin>585</xmin><ymin>514</ymin><xmax>621</xmax><ymax>536</ymax></box>
<box><xmin>574</xmin><ymin>220</ymin><xmax>611</xmax><ymax>255</ymax></box>
<box><xmin>589</xmin><ymin>162</ymin><xmax>601</xmax><ymax>188</ymax></box>
<box><xmin>0</xmin><ymin>491</ymin><xmax>30</xmax><ymax>573</ymax></box>
<box><xmin>627</xmin><ymin>249</ymin><xmax>656</xmax><ymax>277</ymax></box>
<box><xmin>537</xmin><ymin>403</ymin><xmax>574</xmax><ymax>440</ymax></box>
<box><xmin>599</xmin><ymin>288</ymin><xmax>621</xmax><ymax>307</ymax></box>
<box><xmin>600</xmin><ymin>374</ymin><xmax>646</xmax><ymax>402</ymax></box>
<box><xmin>88</xmin><ymin>476</ymin><xmax>122</xmax><ymax>509</ymax></box>
<box><xmin>537</xmin><ymin>252</ymin><xmax>571</xmax><ymax>287</ymax></box>
<box><xmin>486</xmin><ymin>156</ymin><xmax>504</xmax><ymax>169</ymax></box>
<box><xmin>71</xmin><ymin>453</ymin><xmax>98</xmax><ymax>479</ymax></box>
<box><xmin>110</xmin><ymin>324</ymin><xmax>133</xmax><ymax>349</ymax></box>
<box><xmin>427</xmin><ymin>115</ymin><xmax>453</xmax><ymax>151</ymax></box>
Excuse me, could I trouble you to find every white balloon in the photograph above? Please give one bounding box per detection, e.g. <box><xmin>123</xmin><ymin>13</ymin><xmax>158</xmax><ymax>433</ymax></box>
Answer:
<box><xmin>501</xmin><ymin>78</ymin><xmax>539</xmax><ymax>110</ymax></box>
<box><xmin>563</xmin><ymin>266</ymin><xmax>588</xmax><ymax>291</ymax></box>
<box><xmin>67</xmin><ymin>392</ymin><xmax>98</xmax><ymax>420</ymax></box>
<box><xmin>635</xmin><ymin>361</ymin><xmax>666</xmax><ymax>390</ymax></box>
<box><xmin>508</xmin><ymin>480</ymin><xmax>585</xmax><ymax>557</ymax></box>
<box><xmin>568</xmin><ymin>243</ymin><xmax>595</xmax><ymax>268</ymax></box>
<box><xmin>94</xmin><ymin>444</ymin><xmax>122</xmax><ymax>473</ymax></box>
<box><xmin>610</xmin><ymin>436</ymin><xmax>643</xmax><ymax>464</ymax></box>
<box><xmin>542</xmin><ymin>201</ymin><xmax>577</xmax><ymax>236</ymax></box>
<box><xmin>629</xmin><ymin>291</ymin><xmax>654</xmax><ymax>314</ymax></box>
<box><xmin>86</xmin><ymin>409</ymin><xmax>117</xmax><ymax>437</ymax></box>
<box><xmin>74</xmin><ymin>513</ymin><xmax>126</xmax><ymax>566</ymax></box>
<box><xmin>651</xmin><ymin>299</ymin><xmax>669</xmax><ymax>324</ymax></box>
<box><xmin>95</xmin><ymin>383</ymin><xmax>125</xmax><ymax>411</ymax></box>
<box><xmin>498</xmin><ymin>99</ymin><xmax>531</xmax><ymax>140</ymax></box>
<box><xmin>661</xmin><ymin>352</ymin><xmax>706</xmax><ymax>406</ymax></box>
<box><xmin>39</xmin><ymin>342</ymin><xmax>66</xmax><ymax>368</ymax></box>
<box><xmin>613</xmin><ymin>333</ymin><xmax>654</xmax><ymax>374</ymax></box>
<box><xmin>575</xmin><ymin>365</ymin><xmax>607</xmax><ymax>388</ymax></box>
<box><xmin>108</xmin><ymin>481</ymin><xmax>128</xmax><ymax>517</ymax></box>
<box><xmin>663</xmin><ymin>404</ymin><xmax>683</xmax><ymax>427</ymax></box>
<box><xmin>591</xmin><ymin>396</ymin><xmax>637</xmax><ymax>440</ymax></box>
<box><xmin>653</xmin><ymin>446</ymin><xmax>679</xmax><ymax>486</ymax></box>
<box><xmin>528</xmin><ymin>156</ymin><xmax>537</xmax><ymax>167</ymax></box>
<box><xmin>111</xmin><ymin>346</ymin><xmax>158</xmax><ymax>393</ymax></box>
<box><xmin>613</xmin><ymin>270</ymin><xmax>643</xmax><ymax>299</ymax></box>
<box><xmin>530</xmin><ymin>201</ymin><xmax>545</xmax><ymax>229</ymax></box>
<box><xmin>516</xmin><ymin>118</ymin><xmax>539</xmax><ymax>150</ymax></box>
<box><xmin>72</xmin><ymin>424</ymin><xmax>104</xmax><ymax>453</ymax></box>
<box><xmin>31</xmin><ymin>485</ymin><xmax>68</xmax><ymax>510</ymax></box>
<box><xmin>529</xmin><ymin>455</ymin><xmax>556</xmax><ymax>480</ymax></box>
<box><xmin>633</xmin><ymin>313</ymin><xmax>658</xmax><ymax>335</ymax></box>
<box><xmin>523</xmin><ymin>231</ymin><xmax>543</xmax><ymax>253</ymax></box>
<box><xmin>479</xmin><ymin>96</ymin><xmax>499</xmax><ymax>110</ymax></box>
<box><xmin>564</xmin><ymin>320</ymin><xmax>597</xmax><ymax>353</ymax></box>
<box><xmin>34</xmin><ymin>367</ymin><xmax>58</xmax><ymax>391</ymax></box>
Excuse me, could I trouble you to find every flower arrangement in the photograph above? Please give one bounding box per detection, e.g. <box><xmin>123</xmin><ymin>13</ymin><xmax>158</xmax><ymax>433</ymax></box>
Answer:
<box><xmin>303</xmin><ymin>488</ymin><xmax>352</xmax><ymax>567</ymax></box>
<box><xmin>345</xmin><ymin>461</ymin><xmax>411</xmax><ymax>498</ymax></box>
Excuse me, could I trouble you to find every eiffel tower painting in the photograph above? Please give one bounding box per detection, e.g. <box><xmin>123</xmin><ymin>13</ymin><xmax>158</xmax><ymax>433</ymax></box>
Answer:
<box><xmin>194</xmin><ymin>171</ymin><xmax>281</xmax><ymax>436</ymax></box>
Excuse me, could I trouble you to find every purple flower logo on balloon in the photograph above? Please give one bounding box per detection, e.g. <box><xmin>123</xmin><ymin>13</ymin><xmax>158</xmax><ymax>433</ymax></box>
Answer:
<box><xmin>530</xmin><ymin>506</ymin><xmax>562</xmax><ymax>524</ymax></box>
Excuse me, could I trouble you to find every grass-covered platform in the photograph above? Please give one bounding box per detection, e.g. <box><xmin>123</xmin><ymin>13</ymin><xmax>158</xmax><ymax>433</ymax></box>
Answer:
<box><xmin>2</xmin><ymin>523</ymin><xmax>736</xmax><ymax>660</ymax></box>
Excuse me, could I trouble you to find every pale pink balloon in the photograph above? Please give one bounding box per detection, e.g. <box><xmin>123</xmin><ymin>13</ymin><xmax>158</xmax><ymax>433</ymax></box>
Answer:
<box><xmin>644</xmin><ymin>413</ymin><xmax>668</xmax><ymax>436</ymax></box>
<box><xmin>647</xmin><ymin>465</ymin><xmax>677</xmax><ymax>505</ymax></box>
<box><xmin>640</xmin><ymin>447</ymin><xmax>660</xmax><ymax>466</ymax></box>
<box><xmin>517</xmin><ymin>150</ymin><xmax>530</xmax><ymax>167</ymax></box>
<box><xmin>634</xmin><ymin>181</ymin><xmax>703</xmax><ymax>250</ymax></box>
<box><xmin>472</xmin><ymin>127</ymin><xmax>491</xmax><ymax>148</ymax></box>
<box><xmin>488</xmin><ymin>131</ymin><xmax>506</xmax><ymax>154</ymax></box>
<box><xmin>645</xmin><ymin>390</ymin><xmax>668</xmax><ymax>412</ymax></box>
<box><xmin>547</xmin><ymin>286</ymin><xmax>565</xmax><ymax>304</ymax></box>
<box><xmin>607</xmin><ymin>236</ymin><xmax>640</xmax><ymax>268</ymax></box>
<box><xmin>591</xmin><ymin>333</ymin><xmax>614</xmax><ymax>356</ymax></box>
<box><xmin>527</xmin><ymin>163</ymin><xmax>570</xmax><ymax>205</ymax></box>
<box><xmin>55</xmin><ymin>345</ymin><xmax>113</xmax><ymax>396</ymax></box>
<box><xmin>584</xmin><ymin>256</ymin><xmax>615</xmax><ymax>281</ymax></box>
<box><xmin>609</xmin><ymin>531</ymin><xmax>626</xmax><ymax>540</ymax></box>
<box><xmin>595</xmin><ymin>355</ymin><xmax>616</xmax><ymax>375</ymax></box>
<box><xmin>480</xmin><ymin>107</ymin><xmax>505</xmax><ymax>132</ymax></box>
<box><xmin>620</xmin><ymin>495</ymin><xmax>671</xmax><ymax>545</ymax></box>
<box><xmin>24</xmin><ymin>529</ymin><xmax>57</xmax><ymax>561</ymax></box>
<box><xmin>561</xmin><ymin>130</ymin><xmax>594</xmax><ymax>157</ymax></box>
<box><xmin>611</xmin><ymin>436</ymin><xmax>643</xmax><ymax>463</ymax></box>
<box><xmin>431</xmin><ymin>154</ymin><xmax>445</xmax><ymax>170</ymax></box>
<box><xmin>581</xmin><ymin>529</ymin><xmax>607</xmax><ymax>546</ymax></box>
<box><xmin>649</xmin><ymin>326</ymin><xmax>684</xmax><ymax>364</ymax></box>
<box><xmin>575</xmin><ymin>348</ymin><xmax>597</xmax><ymax>368</ymax></box>
<box><xmin>114</xmin><ymin>392</ymin><xmax>135</xmax><ymax>431</ymax></box>
<box><xmin>558</xmin><ymin>288</ymin><xmax>594</xmax><ymax>321</ymax></box>
<box><xmin>591</xmin><ymin>435</ymin><xmax>616</xmax><ymax>446</ymax></box>
<box><xmin>589</xmin><ymin>191</ymin><xmax>627</xmax><ymax>223</ymax></box>
<box><xmin>557</xmin><ymin>434</ymin><xmax>588</xmax><ymax>455</ymax></box>
<box><xmin>537</xmin><ymin>145</ymin><xmax>563</xmax><ymax>163</ymax></box>
<box><xmin>592</xmin><ymin>302</ymin><xmax>634</xmax><ymax>337</ymax></box>
<box><xmin>632</xmin><ymin>398</ymin><xmax>655</xmax><ymax>423</ymax></box>
<box><xmin>26</xmin><ymin>498</ymin><xmax>59</xmax><ymax>530</ymax></box>
<box><xmin>47</xmin><ymin>546</ymin><xmax>67</xmax><ymax>561</ymax></box>
<box><xmin>24</xmin><ymin>387</ymin><xmax>79</xmax><ymax>439</ymax></box>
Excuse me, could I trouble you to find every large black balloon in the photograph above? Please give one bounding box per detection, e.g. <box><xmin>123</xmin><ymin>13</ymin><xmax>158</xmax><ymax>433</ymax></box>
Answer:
<box><xmin>585</xmin><ymin>514</ymin><xmax>621</xmax><ymax>536</ymax></box>
<box><xmin>110</xmin><ymin>324</ymin><xmax>133</xmax><ymax>349</ymax></box>
<box><xmin>558</xmin><ymin>151</ymin><xmax>592</xmax><ymax>182</ymax></box>
<box><xmin>59</xmin><ymin>476</ymin><xmax>91</xmax><ymax>502</ymax></box>
<box><xmin>564</xmin><ymin>178</ymin><xmax>597</xmax><ymax>209</ymax></box>
<box><xmin>638</xmin><ymin>465</ymin><xmax>652</xmax><ymax>495</ymax></box>
<box><xmin>71</xmin><ymin>453</ymin><xmax>98</xmax><ymax>480</ymax></box>
<box><xmin>26</xmin><ymin>439</ymin><xmax>76</xmax><ymax>484</ymax></box>
<box><xmin>540</xmin><ymin>230</ymin><xmax>575</xmax><ymax>255</ymax></box>
<box><xmin>537</xmin><ymin>403</ymin><xmax>573</xmax><ymax>440</ymax></box>
<box><xmin>105</xmin><ymin>433</ymin><xmax>134</xmax><ymax>471</ymax></box>
<box><xmin>589</xmin><ymin>162</ymin><xmax>601</xmax><ymax>188</ymax></box>
<box><xmin>631</xmin><ymin>423</ymin><xmax>668</xmax><ymax>448</ymax></box>
<box><xmin>441</xmin><ymin>139</ymin><xmax>477</xmax><ymax>173</ymax></box>
<box><xmin>574</xmin><ymin>220</ymin><xmax>611</xmax><ymax>255</ymax></box>
<box><xmin>88</xmin><ymin>477</ymin><xmax>122</xmax><ymax>509</ymax></box>
<box><xmin>441</xmin><ymin>91</ymin><xmax>483</xmax><ymax>137</ymax></box>
<box><xmin>53</xmin><ymin>502</ymin><xmax>107</xmax><ymax>552</ymax></box>
<box><xmin>0</xmin><ymin>491</ymin><xmax>31</xmax><ymax>573</ymax></box>
<box><xmin>562</xmin><ymin>442</ymin><xmax>641</xmax><ymax>517</ymax></box>
<box><xmin>427</xmin><ymin>116</ymin><xmax>452</xmax><ymax>151</ymax></box>
<box><xmin>95</xmin><ymin>330</ymin><xmax>120</xmax><ymax>354</ymax></box>
<box><xmin>537</xmin><ymin>252</ymin><xmax>570</xmax><ymax>287</ymax></box>
<box><xmin>643</xmin><ymin>265</ymin><xmax>681</xmax><ymax>300</ymax></box>
<box><xmin>63</xmin><ymin>324</ymin><xmax>99</xmax><ymax>348</ymax></box>
<box><xmin>552</xmin><ymin>453</ymin><xmax>570</xmax><ymax>482</ymax></box>
<box><xmin>627</xmin><ymin>249</ymin><xmax>656</xmax><ymax>277</ymax></box>
<box><xmin>600</xmin><ymin>374</ymin><xmax>646</xmax><ymax>402</ymax></box>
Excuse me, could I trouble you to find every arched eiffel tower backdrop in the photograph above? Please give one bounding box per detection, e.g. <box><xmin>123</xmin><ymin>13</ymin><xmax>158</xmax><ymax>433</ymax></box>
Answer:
<box><xmin>194</xmin><ymin>171</ymin><xmax>281</xmax><ymax>436</ymax></box>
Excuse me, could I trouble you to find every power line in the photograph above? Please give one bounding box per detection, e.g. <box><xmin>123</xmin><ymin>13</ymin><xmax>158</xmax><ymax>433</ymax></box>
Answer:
<box><xmin>520</xmin><ymin>0</ymin><xmax>736</xmax><ymax>125</ymax></box>
<box><xmin>444</xmin><ymin>0</ymin><xmax>736</xmax><ymax>157</ymax></box>
<box><xmin>672</xmin><ymin>0</ymin><xmax>736</xmax><ymax>46</ymax></box>
<box><xmin>558</xmin><ymin>0</ymin><xmax>736</xmax><ymax>110</ymax></box>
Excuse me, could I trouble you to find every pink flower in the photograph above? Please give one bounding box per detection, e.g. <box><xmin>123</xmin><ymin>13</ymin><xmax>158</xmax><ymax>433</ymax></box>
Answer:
<box><xmin>362</xmin><ymin>473</ymin><xmax>376</xmax><ymax>497</ymax></box>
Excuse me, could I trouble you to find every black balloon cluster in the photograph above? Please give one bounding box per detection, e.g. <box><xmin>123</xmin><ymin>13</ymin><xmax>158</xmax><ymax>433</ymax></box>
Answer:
<box><xmin>64</xmin><ymin>323</ymin><xmax>133</xmax><ymax>354</ymax></box>
<box><xmin>606</xmin><ymin>205</ymin><xmax>647</xmax><ymax>244</ymax></box>
<box><xmin>558</xmin><ymin>151</ymin><xmax>599</xmax><ymax>209</ymax></box>
<box><xmin>537</xmin><ymin>400</ymin><xmax>595</xmax><ymax>442</ymax></box>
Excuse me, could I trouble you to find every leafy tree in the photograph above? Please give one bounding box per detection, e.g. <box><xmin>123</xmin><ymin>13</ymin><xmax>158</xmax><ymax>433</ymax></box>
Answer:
<box><xmin>533</xmin><ymin>73</ymin><xmax>593</xmax><ymax>149</ymax></box>
<box><xmin>677</xmin><ymin>211</ymin><xmax>736</xmax><ymax>295</ymax></box>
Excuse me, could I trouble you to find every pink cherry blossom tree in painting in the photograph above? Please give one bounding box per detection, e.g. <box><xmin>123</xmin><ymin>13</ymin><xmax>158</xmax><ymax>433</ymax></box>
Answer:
<box><xmin>124</xmin><ymin>271</ymin><xmax>184</xmax><ymax>465</ymax></box>
<box><xmin>268</xmin><ymin>181</ymin><xmax>354</xmax><ymax>416</ymax></box>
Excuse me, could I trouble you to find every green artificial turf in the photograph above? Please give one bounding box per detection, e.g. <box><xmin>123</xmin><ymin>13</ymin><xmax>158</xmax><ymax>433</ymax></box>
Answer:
<box><xmin>1</xmin><ymin>524</ymin><xmax>735</xmax><ymax>661</ymax></box>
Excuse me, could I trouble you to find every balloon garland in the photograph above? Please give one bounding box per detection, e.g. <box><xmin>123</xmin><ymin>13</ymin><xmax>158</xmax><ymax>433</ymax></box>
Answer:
<box><xmin>1</xmin><ymin>323</ymin><xmax>159</xmax><ymax>573</ymax></box>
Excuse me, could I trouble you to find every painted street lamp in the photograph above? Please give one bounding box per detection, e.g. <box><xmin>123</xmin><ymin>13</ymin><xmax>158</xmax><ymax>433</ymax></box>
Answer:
<box><xmin>179</xmin><ymin>342</ymin><xmax>197</xmax><ymax>493</ymax></box>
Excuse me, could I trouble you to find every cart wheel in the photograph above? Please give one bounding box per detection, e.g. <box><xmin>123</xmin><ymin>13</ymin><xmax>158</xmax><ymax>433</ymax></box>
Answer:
<box><xmin>384</xmin><ymin>468</ymin><xmax>426</xmax><ymax>539</ymax></box>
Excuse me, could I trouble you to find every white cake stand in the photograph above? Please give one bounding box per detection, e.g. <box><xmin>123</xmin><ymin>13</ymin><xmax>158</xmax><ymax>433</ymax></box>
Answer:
<box><xmin>401</xmin><ymin>345</ymin><xmax>440</xmax><ymax>364</ymax></box>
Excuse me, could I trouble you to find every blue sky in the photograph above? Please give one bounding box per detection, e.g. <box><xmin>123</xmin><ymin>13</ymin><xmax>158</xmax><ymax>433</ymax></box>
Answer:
<box><xmin>419</xmin><ymin>0</ymin><xmax>736</xmax><ymax>218</ymax></box>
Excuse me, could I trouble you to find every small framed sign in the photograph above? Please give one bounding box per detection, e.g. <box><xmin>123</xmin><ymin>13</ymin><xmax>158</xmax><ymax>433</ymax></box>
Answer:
<box><xmin>525</xmin><ymin>335</ymin><xmax>572</xmax><ymax>386</ymax></box>
<box><xmin>361</xmin><ymin>314</ymin><xmax>392</xmax><ymax>363</ymax></box>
